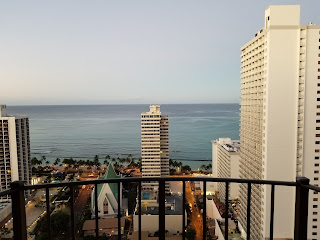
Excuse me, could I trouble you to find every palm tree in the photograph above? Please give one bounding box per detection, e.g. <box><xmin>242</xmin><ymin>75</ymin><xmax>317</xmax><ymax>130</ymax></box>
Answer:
<box><xmin>93</xmin><ymin>155</ymin><xmax>100</xmax><ymax>168</ymax></box>
<box><xmin>200</xmin><ymin>164</ymin><xmax>206</xmax><ymax>171</ymax></box>
<box><xmin>54</xmin><ymin>158</ymin><xmax>61</xmax><ymax>166</ymax></box>
<box><xmin>205</xmin><ymin>163</ymin><xmax>212</xmax><ymax>171</ymax></box>
<box><xmin>40</xmin><ymin>156</ymin><xmax>46</xmax><ymax>165</ymax></box>
<box><xmin>31</xmin><ymin>157</ymin><xmax>39</xmax><ymax>166</ymax></box>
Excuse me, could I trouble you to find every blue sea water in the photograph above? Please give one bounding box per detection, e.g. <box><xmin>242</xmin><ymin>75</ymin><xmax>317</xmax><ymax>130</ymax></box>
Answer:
<box><xmin>7</xmin><ymin>104</ymin><xmax>240</xmax><ymax>170</ymax></box>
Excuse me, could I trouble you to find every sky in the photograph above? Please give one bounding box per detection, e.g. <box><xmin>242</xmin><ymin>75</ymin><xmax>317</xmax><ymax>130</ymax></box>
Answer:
<box><xmin>1</xmin><ymin>1</ymin><xmax>320</xmax><ymax>105</ymax></box>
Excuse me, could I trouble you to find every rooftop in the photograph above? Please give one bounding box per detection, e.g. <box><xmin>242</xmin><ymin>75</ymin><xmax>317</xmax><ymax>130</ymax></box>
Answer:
<box><xmin>140</xmin><ymin>194</ymin><xmax>183</xmax><ymax>215</ymax></box>
<box><xmin>212</xmin><ymin>138</ymin><xmax>240</xmax><ymax>153</ymax></box>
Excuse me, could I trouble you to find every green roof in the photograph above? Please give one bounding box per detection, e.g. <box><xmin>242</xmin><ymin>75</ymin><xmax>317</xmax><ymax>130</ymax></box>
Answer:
<box><xmin>92</xmin><ymin>164</ymin><xmax>120</xmax><ymax>209</ymax></box>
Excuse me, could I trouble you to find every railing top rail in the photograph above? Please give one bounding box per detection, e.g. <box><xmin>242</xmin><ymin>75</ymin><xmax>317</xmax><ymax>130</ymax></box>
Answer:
<box><xmin>23</xmin><ymin>176</ymin><xmax>297</xmax><ymax>190</ymax></box>
<box><xmin>0</xmin><ymin>189</ymin><xmax>16</xmax><ymax>197</ymax></box>
<box><xmin>301</xmin><ymin>183</ymin><xmax>320</xmax><ymax>192</ymax></box>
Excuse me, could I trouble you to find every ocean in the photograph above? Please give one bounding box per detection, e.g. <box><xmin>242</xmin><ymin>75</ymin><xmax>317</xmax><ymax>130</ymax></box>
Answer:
<box><xmin>7</xmin><ymin>104</ymin><xmax>240</xmax><ymax>170</ymax></box>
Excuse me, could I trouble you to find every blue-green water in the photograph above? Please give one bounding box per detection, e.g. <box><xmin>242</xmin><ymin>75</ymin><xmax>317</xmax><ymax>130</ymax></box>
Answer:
<box><xmin>7</xmin><ymin>104</ymin><xmax>239</xmax><ymax>169</ymax></box>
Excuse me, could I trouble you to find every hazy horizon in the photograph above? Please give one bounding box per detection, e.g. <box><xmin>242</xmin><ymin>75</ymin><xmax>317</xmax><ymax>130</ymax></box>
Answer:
<box><xmin>5</xmin><ymin>102</ymin><xmax>240</xmax><ymax>107</ymax></box>
<box><xmin>1</xmin><ymin>1</ymin><xmax>320</xmax><ymax>105</ymax></box>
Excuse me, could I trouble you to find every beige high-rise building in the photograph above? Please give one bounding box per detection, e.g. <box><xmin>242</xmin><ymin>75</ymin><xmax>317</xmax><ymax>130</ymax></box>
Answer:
<box><xmin>212</xmin><ymin>138</ymin><xmax>240</xmax><ymax>200</ymax></box>
<box><xmin>0</xmin><ymin>105</ymin><xmax>32</xmax><ymax>201</ymax></box>
<box><xmin>141</xmin><ymin>105</ymin><xmax>169</xmax><ymax>191</ymax></box>
<box><xmin>239</xmin><ymin>5</ymin><xmax>320</xmax><ymax>239</ymax></box>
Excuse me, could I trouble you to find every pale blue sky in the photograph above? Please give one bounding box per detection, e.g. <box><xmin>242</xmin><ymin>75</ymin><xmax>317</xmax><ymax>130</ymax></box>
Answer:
<box><xmin>1</xmin><ymin>1</ymin><xmax>320</xmax><ymax>105</ymax></box>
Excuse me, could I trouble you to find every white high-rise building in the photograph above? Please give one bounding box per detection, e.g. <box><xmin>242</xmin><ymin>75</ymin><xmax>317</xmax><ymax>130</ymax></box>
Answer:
<box><xmin>212</xmin><ymin>138</ymin><xmax>240</xmax><ymax>200</ymax></box>
<box><xmin>239</xmin><ymin>5</ymin><xmax>320</xmax><ymax>239</ymax></box>
<box><xmin>141</xmin><ymin>105</ymin><xmax>169</xmax><ymax>191</ymax></box>
<box><xmin>0</xmin><ymin>105</ymin><xmax>32</xmax><ymax>201</ymax></box>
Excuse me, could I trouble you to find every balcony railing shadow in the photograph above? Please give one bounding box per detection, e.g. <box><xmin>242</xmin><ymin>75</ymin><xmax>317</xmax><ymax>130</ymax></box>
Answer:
<box><xmin>0</xmin><ymin>176</ymin><xmax>319</xmax><ymax>240</ymax></box>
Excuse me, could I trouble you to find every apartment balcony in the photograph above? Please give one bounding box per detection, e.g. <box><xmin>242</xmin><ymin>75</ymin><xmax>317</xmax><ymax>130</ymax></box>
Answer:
<box><xmin>0</xmin><ymin>177</ymin><xmax>319</xmax><ymax>240</ymax></box>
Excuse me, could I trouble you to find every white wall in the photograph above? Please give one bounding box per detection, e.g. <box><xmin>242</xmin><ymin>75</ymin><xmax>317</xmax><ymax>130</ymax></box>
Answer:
<box><xmin>206</xmin><ymin>198</ymin><xmax>222</xmax><ymax>221</ymax></box>
<box><xmin>133</xmin><ymin>215</ymin><xmax>185</xmax><ymax>235</ymax></box>
<box><xmin>263</xmin><ymin>17</ymin><xmax>299</xmax><ymax>239</ymax></box>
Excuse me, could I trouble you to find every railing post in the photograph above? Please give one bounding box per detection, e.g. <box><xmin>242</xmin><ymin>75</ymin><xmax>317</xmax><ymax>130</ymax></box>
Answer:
<box><xmin>159</xmin><ymin>180</ymin><xmax>166</xmax><ymax>240</ymax></box>
<box><xmin>138</xmin><ymin>181</ymin><xmax>142</xmax><ymax>240</ymax></box>
<box><xmin>203</xmin><ymin>181</ymin><xmax>207</xmax><ymax>240</ymax></box>
<box><xmin>182</xmin><ymin>181</ymin><xmax>186</xmax><ymax>240</ymax></box>
<box><xmin>294</xmin><ymin>177</ymin><xmax>309</xmax><ymax>240</ymax></box>
<box><xmin>118</xmin><ymin>182</ymin><xmax>121</xmax><ymax>240</ymax></box>
<box><xmin>10</xmin><ymin>181</ymin><xmax>27</xmax><ymax>240</ymax></box>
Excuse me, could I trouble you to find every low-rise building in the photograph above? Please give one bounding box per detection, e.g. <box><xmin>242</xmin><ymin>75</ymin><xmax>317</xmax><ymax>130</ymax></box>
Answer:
<box><xmin>133</xmin><ymin>192</ymin><xmax>185</xmax><ymax>236</ymax></box>
<box><xmin>83</xmin><ymin>217</ymin><xmax>125</xmax><ymax>236</ymax></box>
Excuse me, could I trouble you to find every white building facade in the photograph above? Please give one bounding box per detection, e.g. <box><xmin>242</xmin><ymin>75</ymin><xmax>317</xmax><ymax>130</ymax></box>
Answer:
<box><xmin>239</xmin><ymin>5</ymin><xmax>320</xmax><ymax>239</ymax></box>
<box><xmin>0</xmin><ymin>105</ymin><xmax>31</xmax><ymax>201</ymax></box>
<box><xmin>212</xmin><ymin>138</ymin><xmax>240</xmax><ymax>200</ymax></box>
<box><xmin>91</xmin><ymin>164</ymin><xmax>126</xmax><ymax>218</ymax></box>
<box><xmin>141</xmin><ymin>105</ymin><xmax>169</xmax><ymax>191</ymax></box>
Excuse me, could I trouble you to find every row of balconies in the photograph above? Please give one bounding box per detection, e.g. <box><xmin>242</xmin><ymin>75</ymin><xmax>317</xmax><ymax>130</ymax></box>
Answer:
<box><xmin>241</xmin><ymin>60</ymin><xmax>266</xmax><ymax>71</ymax></box>
<box><xmin>241</xmin><ymin>74</ymin><xmax>265</xmax><ymax>82</ymax></box>
<box><xmin>241</xmin><ymin>54</ymin><xmax>265</xmax><ymax>67</ymax></box>
<box><xmin>241</xmin><ymin>44</ymin><xmax>266</xmax><ymax>61</ymax></box>
<box><xmin>241</xmin><ymin>68</ymin><xmax>266</xmax><ymax>78</ymax></box>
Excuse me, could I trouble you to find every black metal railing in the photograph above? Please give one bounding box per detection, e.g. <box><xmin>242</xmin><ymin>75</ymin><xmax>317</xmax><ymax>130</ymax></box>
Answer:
<box><xmin>0</xmin><ymin>176</ymin><xmax>319</xmax><ymax>240</ymax></box>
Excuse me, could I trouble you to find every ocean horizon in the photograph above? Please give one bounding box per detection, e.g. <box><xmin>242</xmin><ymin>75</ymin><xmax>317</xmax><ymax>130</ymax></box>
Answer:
<box><xmin>7</xmin><ymin>104</ymin><xmax>240</xmax><ymax>170</ymax></box>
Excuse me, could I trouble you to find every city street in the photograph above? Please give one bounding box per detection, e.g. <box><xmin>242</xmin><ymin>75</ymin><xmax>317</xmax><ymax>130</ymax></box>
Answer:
<box><xmin>74</xmin><ymin>185</ymin><xmax>92</xmax><ymax>230</ymax></box>
<box><xmin>185</xmin><ymin>182</ymin><xmax>203</xmax><ymax>240</ymax></box>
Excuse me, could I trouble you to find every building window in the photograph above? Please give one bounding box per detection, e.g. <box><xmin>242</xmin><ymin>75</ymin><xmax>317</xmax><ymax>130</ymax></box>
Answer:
<box><xmin>317</xmin><ymin>134</ymin><xmax>320</xmax><ymax>137</ymax></box>
<box><xmin>315</xmin><ymin>150</ymin><xmax>320</xmax><ymax>152</ymax></box>
<box><xmin>316</xmin><ymin>156</ymin><xmax>320</xmax><ymax>159</ymax></box>
<box><xmin>316</xmin><ymin>164</ymin><xmax>319</xmax><ymax>167</ymax></box>
<box><xmin>314</xmin><ymin>198</ymin><xmax>319</xmax><ymax>201</ymax></box>
<box><xmin>316</xmin><ymin>141</ymin><xmax>320</xmax><ymax>144</ymax></box>
<box><xmin>317</xmin><ymin>127</ymin><xmax>320</xmax><ymax>130</ymax></box>
<box><xmin>315</xmin><ymin>171</ymin><xmax>319</xmax><ymax>174</ymax></box>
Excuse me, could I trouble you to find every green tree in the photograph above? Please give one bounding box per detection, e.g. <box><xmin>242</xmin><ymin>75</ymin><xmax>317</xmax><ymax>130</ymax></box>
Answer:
<box><xmin>206</xmin><ymin>163</ymin><xmax>212</xmax><ymax>170</ymax></box>
<box><xmin>104</xmin><ymin>155</ymin><xmax>110</xmax><ymax>165</ymax></box>
<box><xmin>186</xmin><ymin>226</ymin><xmax>196</xmax><ymax>240</ymax></box>
<box><xmin>93</xmin><ymin>155</ymin><xmax>100</xmax><ymax>167</ymax></box>
<box><xmin>200</xmin><ymin>164</ymin><xmax>206</xmax><ymax>171</ymax></box>
<box><xmin>31</xmin><ymin>157</ymin><xmax>39</xmax><ymax>166</ymax></box>
<box><xmin>40</xmin><ymin>156</ymin><xmax>46</xmax><ymax>165</ymax></box>
<box><xmin>36</xmin><ymin>212</ymin><xmax>70</xmax><ymax>240</ymax></box>
<box><xmin>53</xmin><ymin>158</ymin><xmax>60</xmax><ymax>166</ymax></box>
<box><xmin>169</xmin><ymin>159</ymin><xmax>173</xmax><ymax>167</ymax></box>
<box><xmin>181</xmin><ymin>165</ymin><xmax>191</xmax><ymax>172</ymax></box>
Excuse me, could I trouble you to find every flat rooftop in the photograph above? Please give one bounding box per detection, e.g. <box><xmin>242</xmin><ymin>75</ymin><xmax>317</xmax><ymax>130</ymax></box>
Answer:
<box><xmin>140</xmin><ymin>194</ymin><xmax>182</xmax><ymax>215</ymax></box>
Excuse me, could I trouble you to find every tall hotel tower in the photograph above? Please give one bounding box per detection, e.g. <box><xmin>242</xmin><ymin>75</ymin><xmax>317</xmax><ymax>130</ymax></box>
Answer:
<box><xmin>239</xmin><ymin>5</ymin><xmax>320</xmax><ymax>239</ymax></box>
<box><xmin>141</xmin><ymin>105</ymin><xmax>169</xmax><ymax>191</ymax></box>
<box><xmin>0</xmin><ymin>105</ymin><xmax>32</xmax><ymax>201</ymax></box>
